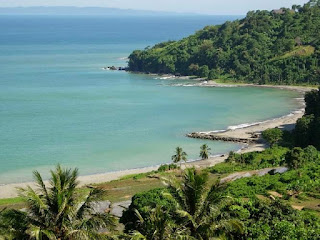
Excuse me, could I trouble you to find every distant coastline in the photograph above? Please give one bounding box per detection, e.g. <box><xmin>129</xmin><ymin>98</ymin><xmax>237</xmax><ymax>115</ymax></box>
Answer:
<box><xmin>0</xmin><ymin>7</ymin><xmax>243</xmax><ymax>18</ymax></box>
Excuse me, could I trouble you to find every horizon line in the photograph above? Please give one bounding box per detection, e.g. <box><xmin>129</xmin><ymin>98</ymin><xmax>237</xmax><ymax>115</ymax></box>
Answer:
<box><xmin>0</xmin><ymin>6</ymin><xmax>248</xmax><ymax>16</ymax></box>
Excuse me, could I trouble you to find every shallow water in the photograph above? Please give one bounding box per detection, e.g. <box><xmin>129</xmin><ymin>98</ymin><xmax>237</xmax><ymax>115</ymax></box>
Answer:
<box><xmin>0</xmin><ymin>15</ymin><xmax>300</xmax><ymax>183</ymax></box>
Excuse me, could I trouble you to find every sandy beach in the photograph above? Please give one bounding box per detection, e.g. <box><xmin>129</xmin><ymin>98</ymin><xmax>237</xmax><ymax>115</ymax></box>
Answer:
<box><xmin>0</xmin><ymin>144</ymin><xmax>263</xmax><ymax>199</ymax></box>
<box><xmin>0</xmin><ymin>83</ymin><xmax>313</xmax><ymax>199</ymax></box>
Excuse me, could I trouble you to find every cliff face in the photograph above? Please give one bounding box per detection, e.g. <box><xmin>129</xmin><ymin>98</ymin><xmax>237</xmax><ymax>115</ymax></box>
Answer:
<box><xmin>128</xmin><ymin>1</ymin><xmax>320</xmax><ymax>85</ymax></box>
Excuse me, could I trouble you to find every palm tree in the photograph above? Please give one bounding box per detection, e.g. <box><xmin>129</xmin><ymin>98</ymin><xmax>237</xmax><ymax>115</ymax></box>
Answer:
<box><xmin>0</xmin><ymin>208</ymin><xmax>29</xmax><ymax>239</ymax></box>
<box><xmin>171</xmin><ymin>147</ymin><xmax>188</xmax><ymax>167</ymax></box>
<box><xmin>199</xmin><ymin>144</ymin><xmax>211</xmax><ymax>160</ymax></box>
<box><xmin>163</xmin><ymin>168</ymin><xmax>243</xmax><ymax>239</ymax></box>
<box><xmin>0</xmin><ymin>165</ymin><xmax>116</xmax><ymax>240</ymax></box>
<box><xmin>129</xmin><ymin>206</ymin><xmax>175</xmax><ymax>240</ymax></box>
<box><xmin>129</xmin><ymin>205</ymin><xmax>196</xmax><ymax>240</ymax></box>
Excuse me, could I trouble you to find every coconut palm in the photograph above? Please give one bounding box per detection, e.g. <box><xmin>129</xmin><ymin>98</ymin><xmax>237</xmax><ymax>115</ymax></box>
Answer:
<box><xmin>129</xmin><ymin>206</ymin><xmax>174</xmax><ymax>240</ymax></box>
<box><xmin>171</xmin><ymin>147</ymin><xmax>188</xmax><ymax>167</ymax></box>
<box><xmin>130</xmin><ymin>206</ymin><xmax>194</xmax><ymax>240</ymax></box>
<box><xmin>163</xmin><ymin>168</ymin><xmax>243</xmax><ymax>239</ymax></box>
<box><xmin>199</xmin><ymin>144</ymin><xmax>211</xmax><ymax>160</ymax></box>
<box><xmin>0</xmin><ymin>165</ymin><xmax>116</xmax><ymax>240</ymax></box>
<box><xmin>0</xmin><ymin>208</ymin><xmax>29</xmax><ymax>239</ymax></box>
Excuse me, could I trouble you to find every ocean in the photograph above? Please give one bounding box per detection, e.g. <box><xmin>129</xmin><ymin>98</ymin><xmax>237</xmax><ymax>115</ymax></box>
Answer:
<box><xmin>0</xmin><ymin>15</ymin><xmax>300</xmax><ymax>183</ymax></box>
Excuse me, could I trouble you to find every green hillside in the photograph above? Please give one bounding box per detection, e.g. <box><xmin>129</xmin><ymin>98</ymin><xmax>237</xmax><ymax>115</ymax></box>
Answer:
<box><xmin>128</xmin><ymin>1</ymin><xmax>320</xmax><ymax>85</ymax></box>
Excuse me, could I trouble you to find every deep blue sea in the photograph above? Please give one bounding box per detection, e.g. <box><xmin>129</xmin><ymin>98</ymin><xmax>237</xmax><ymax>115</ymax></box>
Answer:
<box><xmin>0</xmin><ymin>15</ymin><xmax>299</xmax><ymax>183</ymax></box>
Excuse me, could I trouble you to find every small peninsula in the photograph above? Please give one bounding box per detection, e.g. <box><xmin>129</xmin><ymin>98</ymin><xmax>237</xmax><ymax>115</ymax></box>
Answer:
<box><xmin>128</xmin><ymin>0</ymin><xmax>320</xmax><ymax>85</ymax></box>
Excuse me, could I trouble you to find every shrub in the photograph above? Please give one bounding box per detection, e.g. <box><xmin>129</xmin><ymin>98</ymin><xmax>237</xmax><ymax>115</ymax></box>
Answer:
<box><xmin>120</xmin><ymin>188</ymin><xmax>175</xmax><ymax>232</ymax></box>
<box><xmin>157</xmin><ymin>163</ymin><xmax>179</xmax><ymax>172</ymax></box>
<box><xmin>262</xmin><ymin>128</ymin><xmax>283</xmax><ymax>146</ymax></box>
<box><xmin>198</xmin><ymin>65</ymin><xmax>209</xmax><ymax>78</ymax></box>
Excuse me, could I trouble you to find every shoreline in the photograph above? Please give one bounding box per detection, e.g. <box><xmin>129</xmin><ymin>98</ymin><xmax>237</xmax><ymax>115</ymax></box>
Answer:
<box><xmin>167</xmin><ymin>77</ymin><xmax>315</xmax><ymax>94</ymax></box>
<box><xmin>132</xmin><ymin>72</ymin><xmax>317</xmax><ymax>93</ymax></box>
<box><xmin>0</xmin><ymin>144</ymin><xmax>261</xmax><ymax>199</ymax></box>
<box><xmin>198</xmin><ymin>80</ymin><xmax>315</xmax><ymax>94</ymax></box>
<box><xmin>0</xmin><ymin>83</ymin><xmax>311</xmax><ymax>199</ymax></box>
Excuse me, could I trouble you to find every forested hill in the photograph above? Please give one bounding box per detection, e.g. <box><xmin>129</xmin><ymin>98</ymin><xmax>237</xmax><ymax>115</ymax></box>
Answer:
<box><xmin>128</xmin><ymin>1</ymin><xmax>320</xmax><ymax>85</ymax></box>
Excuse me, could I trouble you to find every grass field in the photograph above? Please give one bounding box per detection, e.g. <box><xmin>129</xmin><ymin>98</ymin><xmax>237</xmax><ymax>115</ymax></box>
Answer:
<box><xmin>271</xmin><ymin>45</ymin><xmax>315</xmax><ymax>61</ymax></box>
<box><xmin>1</xmin><ymin>168</ymin><xmax>319</xmax><ymax>216</ymax></box>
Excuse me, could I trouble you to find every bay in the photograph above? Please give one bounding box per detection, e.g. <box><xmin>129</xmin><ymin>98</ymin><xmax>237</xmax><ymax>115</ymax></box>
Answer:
<box><xmin>0</xmin><ymin>15</ymin><xmax>299</xmax><ymax>183</ymax></box>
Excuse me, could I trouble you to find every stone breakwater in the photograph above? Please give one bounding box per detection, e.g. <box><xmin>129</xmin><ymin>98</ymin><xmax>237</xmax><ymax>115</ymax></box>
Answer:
<box><xmin>186</xmin><ymin>132</ymin><xmax>260</xmax><ymax>144</ymax></box>
<box><xmin>186</xmin><ymin>105</ymin><xmax>307</xmax><ymax>146</ymax></box>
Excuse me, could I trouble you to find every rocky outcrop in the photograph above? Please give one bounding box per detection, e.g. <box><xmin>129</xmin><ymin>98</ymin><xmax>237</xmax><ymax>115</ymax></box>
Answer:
<box><xmin>102</xmin><ymin>66</ymin><xmax>128</xmax><ymax>71</ymax></box>
<box><xmin>93</xmin><ymin>200</ymin><xmax>131</xmax><ymax>217</ymax></box>
<box><xmin>186</xmin><ymin>132</ymin><xmax>258</xmax><ymax>144</ymax></box>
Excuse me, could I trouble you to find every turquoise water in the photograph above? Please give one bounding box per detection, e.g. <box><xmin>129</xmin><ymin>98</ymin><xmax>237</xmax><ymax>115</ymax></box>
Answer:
<box><xmin>0</xmin><ymin>16</ymin><xmax>299</xmax><ymax>183</ymax></box>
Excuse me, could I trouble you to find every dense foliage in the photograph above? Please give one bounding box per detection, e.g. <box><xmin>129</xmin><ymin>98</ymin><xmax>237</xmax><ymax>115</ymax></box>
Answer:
<box><xmin>120</xmin><ymin>188</ymin><xmax>175</xmax><ymax>233</ymax></box>
<box><xmin>122</xmin><ymin>160</ymin><xmax>320</xmax><ymax>239</ymax></box>
<box><xmin>128</xmin><ymin>1</ymin><xmax>320</xmax><ymax>85</ymax></box>
<box><xmin>209</xmin><ymin>146</ymin><xmax>289</xmax><ymax>174</ymax></box>
<box><xmin>294</xmin><ymin>87</ymin><xmax>320</xmax><ymax>148</ymax></box>
<box><xmin>226</xmin><ymin>146</ymin><xmax>320</xmax><ymax>198</ymax></box>
<box><xmin>221</xmin><ymin>199</ymin><xmax>320</xmax><ymax>239</ymax></box>
<box><xmin>262</xmin><ymin>128</ymin><xmax>283</xmax><ymax>146</ymax></box>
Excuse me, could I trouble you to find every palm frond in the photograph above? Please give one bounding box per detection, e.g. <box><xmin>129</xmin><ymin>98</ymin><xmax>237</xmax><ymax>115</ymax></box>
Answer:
<box><xmin>27</xmin><ymin>225</ymin><xmax>57</xmax><ymax>240</ymax></box>
<box><xmin>129</xmin><ymin>231</ymin><xmax>147</xmax><ymax>240</ymax></box>
<box><xmin>133</xmin><ymin>208</ymin><xmax>145</xmax><ymax>225</ymax></box>
<box><xmin>33</xmin><ymin>171</ymin><xmax>50</xmax><ymax>203</ymax></box>
<box><xmin>18</xmin><ymin>186</ymin><xmax>47</xmax><ymax>213</ymax></box>
<box><xmin>162</xmin><ymin>178</ymin><xmax>187</xmax><ymax>210</ymax></box>
<box><xmin>215</xmin><ymin>218</ymin><xmax>244</xmax><ymax>236</ymax></box>
<box><xmin>66</xmin><ymin>228</ymin><xmax>105</xmax><ymax>240</ymax></box>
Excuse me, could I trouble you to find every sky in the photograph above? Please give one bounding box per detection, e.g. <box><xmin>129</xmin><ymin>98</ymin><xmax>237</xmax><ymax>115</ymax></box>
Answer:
<box><xmin>0</xmin><ymin>0</ymin><xmax>308</xmax><ymax>15</ymax></box>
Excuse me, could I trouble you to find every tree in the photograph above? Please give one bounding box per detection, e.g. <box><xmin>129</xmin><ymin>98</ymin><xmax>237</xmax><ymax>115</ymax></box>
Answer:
<box><xmin>199</xmin><ymin>144</ymin><xmax>211</xmax><ymax>160</ymax></box>
<box><xmin>225</xmin><ymin>151</ymin><xmax>237</xmax><ymax>163</ymax></box>
<box><xmin>262</xmin><ymin>128</ymin><xmax>283</xmax><ymax>146</ymax></box>
<box><xmin>293</xmin><ymin>88</ymin><xmax>320</xmax><ymax>150</ymax></box>
<box><xmin>171</xmin><ymin>147</ymin><xmax>188</xmax><ymax>167</ymax></box>
<box><xmin>188</xmin><ymin>64</ymin><xmax>199</xmax><ymax>76</ymax></box>
<box><xmin>303</xmin><ymin>145</ymin><xmax>319</xmax><ymax>162</ymax></box>
<box><xmin>163</xmin><ymin>168</ymin><xmax>243</xmax><ymax>239</ymax></box>
<box><xmin>198</xmin><ymin>65</ymin><xmax>209</xmax><ymax>78</ymax></box>
<box><xmin>0</xmin><ymin>165</ymin><xmax>116</xmax><ymax>240</ymax></box>
<box><xmin>294</xmin><ymin>114</ymin><xmax>314</xmax><ymax>148</ymax></box>
<box><xmin>208</xmin><ymin>69</ymin><xmax>219</xmax><ymax>80</ymax></box>
<box><xmin>285</xmin><ymin>147</ymin><xmax>305</xmax><ymax>169</ymax></box>
<box><xmin>305</xmin><ymin>88</ymin><xmax>320</xmax><ymax>117</ymax></box>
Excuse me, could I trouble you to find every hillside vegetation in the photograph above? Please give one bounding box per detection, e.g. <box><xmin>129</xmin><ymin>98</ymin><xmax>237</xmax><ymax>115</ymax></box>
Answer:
<box><xmin>128</xmin><ymin>0</ymin><xmax>320</xmax><ymax>85</ymax></box>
